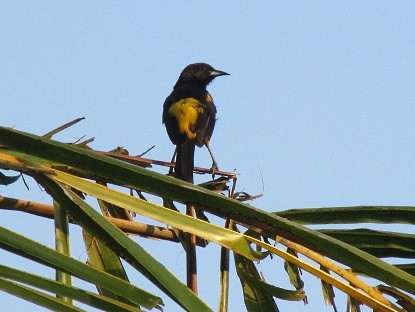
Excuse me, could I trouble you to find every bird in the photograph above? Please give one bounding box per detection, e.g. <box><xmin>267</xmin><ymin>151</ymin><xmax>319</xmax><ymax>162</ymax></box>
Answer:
<box><xmin>163</xmin><ymin>63</ymin><xmax>229</xmax><ymax>183</ymax></box>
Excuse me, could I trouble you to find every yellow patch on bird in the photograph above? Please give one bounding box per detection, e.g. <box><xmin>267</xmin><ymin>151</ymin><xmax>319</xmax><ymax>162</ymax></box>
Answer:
<box><xmin>168</xmin><ymin>98</ymin><xmax>204</xmax><ymax>139</ymax></box>
<box><xmin>206</xmin><ymin>93</ymin><xmax>213</xmax><ymax>103</ymax></box>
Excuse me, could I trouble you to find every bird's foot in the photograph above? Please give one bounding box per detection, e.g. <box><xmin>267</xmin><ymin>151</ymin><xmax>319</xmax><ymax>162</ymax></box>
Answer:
<box><xmin>210</xmin><ymin>162</ymin><xmax>219</xmax><ymax>179</ymax></box>
<box><xmin>168</xmin><ymin>166</ymin><xmax>174</xmax><ymax>176</ymax></box>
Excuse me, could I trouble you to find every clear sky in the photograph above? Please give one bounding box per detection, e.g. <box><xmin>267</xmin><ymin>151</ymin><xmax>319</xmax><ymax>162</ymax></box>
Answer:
<box><xmin>1</xmin><ymin>2</ymin><xmax>415</xmax><ymax>311</ymax></box>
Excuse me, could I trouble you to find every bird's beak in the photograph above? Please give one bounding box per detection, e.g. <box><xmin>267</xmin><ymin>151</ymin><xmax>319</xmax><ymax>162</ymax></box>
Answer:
<box><xmin>209</xmin><ymin>69</ymin><xmax>230</xmax><ymax>77</ymax></box>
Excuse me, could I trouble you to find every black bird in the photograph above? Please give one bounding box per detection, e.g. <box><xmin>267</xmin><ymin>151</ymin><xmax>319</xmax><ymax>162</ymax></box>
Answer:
<box><xmin>163</xmin><ymin>63</ymin><xmax>229</xmax><ymax>182</ymax></box>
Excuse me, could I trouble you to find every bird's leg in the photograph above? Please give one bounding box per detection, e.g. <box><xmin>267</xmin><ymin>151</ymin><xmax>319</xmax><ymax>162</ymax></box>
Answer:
<box><xmin>205</xmin><ymin>141</ymin><xmax>218</xmax><ymax>177</ymax></box>
<box><xmin>169</xmin><ymin>147</ymin><xmax>177</xmax><ymax>175</ymax></box>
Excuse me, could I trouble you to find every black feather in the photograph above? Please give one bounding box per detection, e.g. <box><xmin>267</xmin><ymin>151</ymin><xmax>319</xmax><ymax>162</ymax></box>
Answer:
<box><xmin>175</xmin><ymin>140</ymin><xmax>196</xmax><ymax>182</ymax></box>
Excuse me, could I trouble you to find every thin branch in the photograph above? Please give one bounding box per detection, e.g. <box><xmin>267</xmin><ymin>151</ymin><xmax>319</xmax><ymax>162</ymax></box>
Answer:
<box><xmin>186</xmin><ymin>204</ymin><xmax>198</xmax><ymax>294</ymax></box>
<box><xmin>95</xmin><ymin>150</ymin><xmax>238</xmax><ymax>178</ymax></box>
<box><xmin>42</xmin><ymin>117</ymin><xmax>85</xmax><ymax>139</ymax></box>
<box><xmin>0</xmin><ymin>196</ymin><xmax>179</xmax><ymax>242</ymax></box>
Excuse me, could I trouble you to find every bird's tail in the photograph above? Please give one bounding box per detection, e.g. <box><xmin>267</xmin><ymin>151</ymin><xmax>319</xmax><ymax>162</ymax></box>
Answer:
<box><xmin>175</xmin><ymin>140</ymin><xmax>196</xmax><ymax>183</ymax></box>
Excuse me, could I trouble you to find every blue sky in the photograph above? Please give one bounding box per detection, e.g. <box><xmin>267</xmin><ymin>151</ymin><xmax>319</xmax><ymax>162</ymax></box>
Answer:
<box><xmin>1</xmin><ymin>2</ymin><xmax>415</xmax><ymax>311</ymax></box>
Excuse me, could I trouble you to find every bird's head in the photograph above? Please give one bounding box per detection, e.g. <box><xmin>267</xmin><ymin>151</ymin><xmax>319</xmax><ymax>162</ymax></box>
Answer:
<box><xmin>176</xmin><ymin>63</ymin><xmax>229</xmax><ymax>87</ymax></box>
